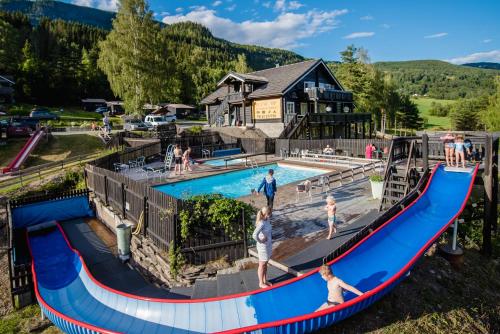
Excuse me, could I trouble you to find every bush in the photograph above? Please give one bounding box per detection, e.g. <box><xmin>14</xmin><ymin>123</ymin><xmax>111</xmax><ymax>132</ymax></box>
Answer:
<box><xmin>11</xmin><ymin>169</ymin><xmax>85</xmax><ymax>199</ymax></box>
<box><xmin>370</xmin><ymin>174</ymin><xmax>384</xmax><ymax>182</ymax></box>
<box><xmin>428</xmin><ymin>102</ymin><xmax>451</xmax><ymax>117</ymax></box>
<box><xmin>187</xmin><ymin>125</ymin><xmax>203</xmax><ymax>135</ymax></box>
<box><xmin>179</xmin><ymin>194</ymin><xmax>255</xmax><ymax>242</ymax></box>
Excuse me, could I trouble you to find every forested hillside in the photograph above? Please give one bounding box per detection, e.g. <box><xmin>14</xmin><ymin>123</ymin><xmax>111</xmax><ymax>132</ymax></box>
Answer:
<box><xmin>0</xmin><ymin>8</ymin><xmax>303</xmax><ymax>106</ymax></box>
<box><xmin>374</xmin><ymin>60</ymin><xmax>498</xmax><ymax>100</ymax></box>
<box><xmin>462</xmin><ymin>62</ymin><xmax>500</xmax><ymax>70</ymax></box>
<box><xmin>0</xmin><ymin>0</ymin><xmax>116</xmax><ymax>29</ymax></box>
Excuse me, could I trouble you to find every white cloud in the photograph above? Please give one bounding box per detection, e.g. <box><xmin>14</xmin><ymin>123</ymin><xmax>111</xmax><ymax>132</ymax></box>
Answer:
<box><xmin>262</xmin><ymin>2</ymin><xmax>272</xmax><ymax>8</ymax></box>
<box><xmin>343</xmin><ymin>31</ymin><xmax>375</xmax><ymax>39</ymax></box>
<box><xmin>226</xmin><ymin>4</ymin><xmax>237</xmax><ymax>11</ymax></box>
<box><xmin>162</xmin><ymin>8</ymin><xmax>348</xmax><ymax>49</ymax></box>
<box><xmin>212</xmin><ymin>0</ymin><xmax>223</xmax><ymax>6</ymax></box>
<box><xmin>447</xmin><ymin>50</ymin><xmax>500</xmax><ymax>64</ymax></box>
<box><xmin>288</xmin><ymin>1</ymin><xmax>304</xmax><ymax>10</ymax></box>
<box><xmin>175</xmin><ymin>7</ymin><xmax>183</xmax><ymax>13</ymax></box>
<box><xmin>72</xmin><ymin>0</ymin><xmax>119</xmax><ymax>11</ymax></box>
<box><xmin>381</xmin><ymin>23</ymin><xmax>390</xmax><ymax>29</ymax></box>
<box><xmin>360</xmin><ymin>15</ymin><xmax>373</xmax><ymax>20</ymax></box>
<box><xmin>483</xmin><ymin>39</ymin><xmax>492</xmax><ymax>43</ymax></box>
<box><xmin>274</xmin><ymin>0</ymin><xmax>286</xmax><ymax>11</ymax></box>
<box><xmin>424</xmin><ymin>32</ymin><xmax>448</xmax><ymax>39</ymax></box>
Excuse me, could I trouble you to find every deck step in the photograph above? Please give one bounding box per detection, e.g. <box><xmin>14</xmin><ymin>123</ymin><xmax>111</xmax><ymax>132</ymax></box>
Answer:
<box><xmin>248</xmin><ymin>248</ymin><xmax>300</xmax><ymax>277</ymax></box>
<box><xmin>388</xmin><ymin>180</ymin><xmax>407</xmax><ymax>186</ymax></box>
<box><xmin>386</xmin><ymin>187</ymin><xmax>405</xmax><ymax>194</ymax></box>
<box><xmin>169</xmin><ymin>286</ymin><xmax>194</xmax><ymax>299</ymax></box>
<box><xmin>384</xmin><ymin>195</ymin><xmax>403</xmax><ymax>202</ymax></box>
<box><xmin>216</xmin><ymin>273</ymin><xmax>246</xmax><ymax>296</ymax></box>
<box><xmin>191</xmin><ymin>279</ymin><xmax>218</xmax><ymax>299</ymax></box>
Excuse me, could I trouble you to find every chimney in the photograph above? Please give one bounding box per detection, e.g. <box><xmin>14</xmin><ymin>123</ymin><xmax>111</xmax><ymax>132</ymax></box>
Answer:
<box><xmin>275</xmin><ymin>63</ymin><xmax>280</xmax><ymax>68</ymax></box>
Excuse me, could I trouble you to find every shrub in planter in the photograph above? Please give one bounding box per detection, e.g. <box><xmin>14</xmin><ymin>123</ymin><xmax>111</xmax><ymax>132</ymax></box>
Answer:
<box><xmin>369</xmin><ymin>174</ymin><xmax>384</xmax><ymax>199</ymax></box>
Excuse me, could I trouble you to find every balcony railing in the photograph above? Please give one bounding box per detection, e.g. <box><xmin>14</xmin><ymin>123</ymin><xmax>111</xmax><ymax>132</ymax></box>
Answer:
<box><xmin>227</xmin><ymin>92</ymin><xmax>244</xmax><ymax>102</ymax></box>
<box><xmin>306</xmin><ymin>87</ymin><xmax>353</xmax><ymax>102</ymax></box>
<box><xmin>308</xmin><ymin>113</ymin><xmax>371</xmax><ymax>123</ymax></box>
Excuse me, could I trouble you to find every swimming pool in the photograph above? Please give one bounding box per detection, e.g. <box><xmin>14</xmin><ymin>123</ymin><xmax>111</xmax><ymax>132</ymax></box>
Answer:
<box><xmin>203</xmin><ymin>158</ymin><xmax>245</xmax><ymax>167</ymax></box>
<box><xmin>155</xmin><ymin>163</ymin><xmax>326</xmax><ymax>198</ymax></box>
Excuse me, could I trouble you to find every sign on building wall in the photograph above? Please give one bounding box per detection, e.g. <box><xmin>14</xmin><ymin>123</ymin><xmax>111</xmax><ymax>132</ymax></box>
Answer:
<box><xmin>252</xmin><ymin>98</ymin><xmax>281</xmax><ymax>120</ymax></box>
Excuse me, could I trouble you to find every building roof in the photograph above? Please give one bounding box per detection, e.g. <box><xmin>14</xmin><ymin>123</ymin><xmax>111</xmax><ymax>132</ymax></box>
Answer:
<box><xmin>82</xmin><ymin>98</ymin><xmax>107</xmax><ymax>103</ymax></box>
<box><xmin>167</xmin><ymin>104</ymin><xmax>196</xmax><ymax>109</ymax></box>
<box><xmin>201</xmin><ymin>59</ymin><xmax>322</xmax><ymax>104</ymax></box>
<box><xmin>217</xmin><ymin>72</ymin><xmax>268</xmax><ymax>86</ymax></box>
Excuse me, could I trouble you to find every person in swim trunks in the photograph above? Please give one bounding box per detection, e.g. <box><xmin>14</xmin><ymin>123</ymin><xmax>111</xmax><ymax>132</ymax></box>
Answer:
<box><xmin>173</xmin><ymin>144</ymin><xmax>183</xmax><ymax>175</ymax></box>
<box><xmin>325</xmin><ymin>196</ymin><xmax>337</xmax><ymax>240</ymax></box>
<box><xmin>316</xmin><ymin>265</ymin><xmax>364</xmax><ymax>311</ymax></box>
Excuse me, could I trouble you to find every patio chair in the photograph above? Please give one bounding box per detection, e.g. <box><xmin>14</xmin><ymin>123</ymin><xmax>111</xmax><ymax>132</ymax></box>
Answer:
<box><xmin>202</xmin><ymin>149</ymin><xmax>211</xmax><ymax>159</ymax></box>
<box><xmin>296</xmin><ymin>180</ymin><xmax>312</xmax><ymax>203</ymax></box>
<box><xmin>113</xmin><ymin>162</ymin><xmax>123</xmax><ymax>173</ymax></box>
<box><xmin>136</xmin><ymin>156</ymin><xmax>146</xmax><ymax>168</ymax></box>
<box><xmin>128</xmin><ymin>159</ymin><xmax>138</xmax><ymax>169</ymax></box>
<box><xmin>290</xmin><ymin>148</ymin><xmax>300</xmax><ymax>158</ymax></box>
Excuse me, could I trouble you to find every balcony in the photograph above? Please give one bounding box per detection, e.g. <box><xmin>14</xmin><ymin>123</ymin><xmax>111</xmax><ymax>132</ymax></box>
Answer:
<box><xmin>306</xmin><ymin>87</ymin><xmax>353</xmax><ymax>102</ymax></box>
<box><xmin>226</xmin><ymin>92</ymin><xmax>244</xmax><ymax>103</ymax></box>
<box><xmin>308</xmin><ymin>113</ymin><xmax>371</xmax><ymax>124</ymax></box>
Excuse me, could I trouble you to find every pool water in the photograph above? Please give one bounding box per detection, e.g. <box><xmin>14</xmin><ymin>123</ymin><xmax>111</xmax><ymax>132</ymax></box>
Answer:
<box><xmin>203</xmin><ymin>158</ymin><xmax>245</xmax><ymax>167</ymax></box>
<box><xmin>155</xmin><ymin>163</ymin><xmax>326</xmax><ymax>198</ymax></box>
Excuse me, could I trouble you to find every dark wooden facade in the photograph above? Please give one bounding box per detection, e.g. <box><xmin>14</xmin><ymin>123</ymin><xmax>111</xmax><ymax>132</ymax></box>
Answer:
<box><xmin>201</xmin><ymin>60</ymin><xmax>371</xmax><ymax>139</ymax></box>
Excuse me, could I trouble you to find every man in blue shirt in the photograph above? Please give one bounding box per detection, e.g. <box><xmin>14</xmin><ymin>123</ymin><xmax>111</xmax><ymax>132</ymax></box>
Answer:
<box><xmin>257</xmin><ymin>169</ymin><xmax>277</xmax><ymax>210</ymax></box>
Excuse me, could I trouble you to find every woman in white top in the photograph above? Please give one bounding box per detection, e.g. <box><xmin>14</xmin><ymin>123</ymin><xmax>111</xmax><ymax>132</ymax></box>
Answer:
<box><xmin>252</xmin><ymin>206</ymin><xmax>272</xmax><ymax>289</ymax></box>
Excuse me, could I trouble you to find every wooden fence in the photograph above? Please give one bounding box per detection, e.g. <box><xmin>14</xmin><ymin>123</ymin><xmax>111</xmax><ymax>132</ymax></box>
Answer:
<box><xmin>276</xmin><ymin>138</ymin><xmax>392</xmax><ymax>158</ymax></box>
<box><xmin>218</xmin><ymin>133</ymin><xmax>275</xmax><ymax>154</ymax></box>
<box><xmin>85</xmin><ymin>162</ymin><xmax>246</xmax><ymax>258</ymax></box>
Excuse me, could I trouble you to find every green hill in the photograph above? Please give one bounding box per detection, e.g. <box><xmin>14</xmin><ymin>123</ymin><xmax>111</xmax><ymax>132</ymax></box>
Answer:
<box><xmin>0</xmin><ymin>0</ymin><xmax>115</xmax><ymax>29</ymax></box>
<box><xmin>374</xmin><ymin>60</ymin><xmax>498</xmax><ymax>100</ymax></box>
<box><xmin>462</xmin><ymin>62</ymin><xmax>500</xmax><ymax>70</ymax></box>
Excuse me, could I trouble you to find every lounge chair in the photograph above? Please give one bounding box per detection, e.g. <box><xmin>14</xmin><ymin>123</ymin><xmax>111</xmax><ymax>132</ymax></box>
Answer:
<box><xmin>296</xmin><ymin>180</ymin><xmax>312</xmax><ymax>203</ymax></box>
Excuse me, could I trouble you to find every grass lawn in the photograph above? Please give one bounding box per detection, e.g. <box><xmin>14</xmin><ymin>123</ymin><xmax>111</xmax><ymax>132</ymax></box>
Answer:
<box><xmin>25</xmin><ymin>134</ymin><xmax>106</xmax><ymax>166</ymax></box>
<box><xmin>412</xmin><ymin>97</ymin><xmax>456</xmax><ymax>130</ymax></box>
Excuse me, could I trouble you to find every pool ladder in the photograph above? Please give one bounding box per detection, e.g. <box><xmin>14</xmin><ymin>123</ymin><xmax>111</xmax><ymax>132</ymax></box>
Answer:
<box><xmin>248</xmin><ymin>159</ymin><xmax>259</xmax><ymax>168</ymax></box>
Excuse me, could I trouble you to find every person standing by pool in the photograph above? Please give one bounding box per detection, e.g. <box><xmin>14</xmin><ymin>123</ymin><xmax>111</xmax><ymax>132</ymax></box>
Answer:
<box><xmin>316</xmin><ymin>265</ymin><xmax>363</xmax><ymax>311</ymax></box>
<box><xmin>173</xmin><ymin>144</ymin><xmax>183</xmax><ymax>175</ymax></box>
<box><xmin>252</xmin><ymin>206</ymin><xmax>273</xmax><ymax>289</ymax></box>
<box><xmin>182</xmin><ymin>147</ymin><xmax>192</xmax><ymax>172</ymax></box>
<box><xmin>365</xmin><ymin>143</ymin><xmax>376</xmax><ymax>159</ymax></box>
<box><xmin>325</xmin><ymin>196</ymin><xmax>337</xmax><ymax>240</ymax></box>
<box><xmin>257</xmin><ymin>169</ymin><xmax>277</xmax><ymax>210</ymax></box>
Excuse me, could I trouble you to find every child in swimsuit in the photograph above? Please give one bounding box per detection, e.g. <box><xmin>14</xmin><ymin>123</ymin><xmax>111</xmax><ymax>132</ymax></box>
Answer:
<box><xmin>454</xmin><ymin>135</ymin><xmax>466</xmax><ymax>168</ymax></box>
<box><xmin>325</xmin><ymin>196</ymin><xmax>336</xmax><ymax>240</ymax></box>
<box><xmin>440</xmin><ymin>132</ymin><xmax>455</xmax><ymax>167</ymax></box>
<box><xmin>316</xmin><ymin>265</ymin><xmax>363</xmax><ymax>311</ymax></box>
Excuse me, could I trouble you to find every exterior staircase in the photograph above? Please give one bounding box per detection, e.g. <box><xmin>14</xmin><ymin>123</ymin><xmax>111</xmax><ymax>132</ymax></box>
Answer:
<box><xmin>210</xmin><ymin>96</ymin><xmax>230</xmax><ymax>127</ymax></box>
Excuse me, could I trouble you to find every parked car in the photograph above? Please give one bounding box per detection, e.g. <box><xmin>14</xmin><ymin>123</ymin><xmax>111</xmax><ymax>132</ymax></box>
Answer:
<box><xmin>144</xmin><ymin>114</ymin><xmax>176</xmax><ymax>129</ymax></box>
<box><xmin>11</xmin><ymin>117</ymin><xmax>39</xmax><ymax>130</ymax></box>
<box><xmin>30</xmin><ymin>108</ymin><xmax>59</xmax><ymax>120</ymax></box>
<box><xmin>7</xmin><ymin>121</ymin><xmax>33</xmax><ymax>137</ymax></box>
<box><xmin>95</xmin><ymin>106</ymin><xmax>108</xmax><ymax>115</ymax></box>
<box><xmin>124</xmin><ymin>118</ymin><xmax>148</xmax><ymax>131</ymax></box>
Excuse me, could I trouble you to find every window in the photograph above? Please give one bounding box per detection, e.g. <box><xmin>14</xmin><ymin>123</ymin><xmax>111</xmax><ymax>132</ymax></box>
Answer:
<box><xmin>286</xmin><ymin>101</ymin><xmax>295</xmax><ymax>114</ymax></box>
<box><xmin>304</xmin><ymin>81</ymin><xmax>315</xmax><ymax>91</ymax></box>
<box><xmin>300</xmin><ymin>103</ymin><xmax>308</xmax><ymax>115</ymax></box>
<box><xmin>319</xmin><ymin>83</ymin><xmax>335</xmax><ymax>90</ymax></box>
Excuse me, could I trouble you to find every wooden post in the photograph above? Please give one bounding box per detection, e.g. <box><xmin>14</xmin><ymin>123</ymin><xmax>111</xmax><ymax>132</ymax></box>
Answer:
<box><xmin>362</xmin><ymin>121</ymin><xmax>365</xmax><ymax>139</ymax></box>
<box><xmin>369</xmin><ymin>121</ymin><xmax>373</xmax><ymax>139</ymax></box>
<box><xmin>104</xmin><ymin>176</ymin><xmax>109</xmax><ymax>206</ymax></box>
<box><xmin>354</xmin><ymin>122</ymin><xmax>358</xmax><ymax>139</ymax></box>
<box><xmin>422</xmin><ymin>134</ymin><xmax>429</xmax><ymax>171</ymax></box>
<box><xmin>121</xmin><ymin>183</ymin><xmax>126</xmax><ymax>218</ymax></box>
<box><xmin>143</xmin><ymin>197</ymin><xmax>148</xmax><ymax>236</ymax></box>
<box><xmin>205</xmin><ymin>105</ymin><xmax>210</xmax><ymax>126</ymax></box>
<box><xmin>482</xmin><ymin>135</ymin><xmax>497</xmax><ymax>256</ymax></box>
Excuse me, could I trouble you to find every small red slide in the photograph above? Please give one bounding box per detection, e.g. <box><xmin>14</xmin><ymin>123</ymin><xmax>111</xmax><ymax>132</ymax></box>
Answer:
<box><xmin>2</xmin><ymin>129</ymin><xmax>45</xmax><ymax>174</ymax></box>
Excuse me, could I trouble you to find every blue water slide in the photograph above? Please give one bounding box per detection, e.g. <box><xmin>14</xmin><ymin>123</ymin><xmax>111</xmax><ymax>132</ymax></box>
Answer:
<box><xmin>26</xmin><ymin>164</ymin><xmax>477</xmax><ymax>333</ymax></box>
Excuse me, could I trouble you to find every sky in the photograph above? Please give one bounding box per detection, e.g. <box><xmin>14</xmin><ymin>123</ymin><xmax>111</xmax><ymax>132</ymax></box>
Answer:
<box><xmin>71</xmin><ymin>0</ymin><xmax>500</xmax><ymax>64</ymax></box>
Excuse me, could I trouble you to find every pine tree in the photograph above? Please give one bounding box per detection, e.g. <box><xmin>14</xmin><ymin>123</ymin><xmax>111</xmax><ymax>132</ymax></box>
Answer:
<box><xmin>234</xmin><ymin>53</ymin><xmax>251</xmax><ymax>73</ymax></box>
<box><xmin>480</xmin><ymin>76</ymin><xmax>500</xmax><ymax>131</ymax></box>
<box><xmin>396</xmin><ymin>95</ymin><xmax>423</xmax><ymax>130</ymax></box>
<box><xmin>98</xmin><ymin>0</ymin><xmax>173</xmax><ymax>115</ymax></box>
<box><xmin>0</xmin><ymin>18</ymin><xmax>21</xmax><ymax>74</ymax></box>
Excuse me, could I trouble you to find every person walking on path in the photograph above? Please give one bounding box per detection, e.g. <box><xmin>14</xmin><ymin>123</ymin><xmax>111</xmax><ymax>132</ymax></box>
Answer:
<box><xmin>252</xmin><ymin>206</ymin><xmax>273</xmax><ymax>289</ymax></box>
<box><xmin>173</xmin><ymin>144</ymin><xmax>183</xmax><ymax>175</ymax></box>
<box><xmin>325</xmin><ymin>196</ymin><xmax>337</xmax><ymax>240</ymax></box>
<box><xmin>257</xmin><ymin>169</ymin><xmax>277</xmax><ymax>210</ymax></box>
<box><xmin>316</xmin><ymin>265</ymin><xmax>364</xmax><ymax>311</ymax></box>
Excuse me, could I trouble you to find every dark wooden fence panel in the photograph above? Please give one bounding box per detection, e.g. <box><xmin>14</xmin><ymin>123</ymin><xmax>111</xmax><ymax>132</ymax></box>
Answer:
<box><xmin>283</xmin><ymin>138</ymin><xmax>391</xmax><ymax>157</ymax></box>
<box><xmin>146</xmin><ymin>188</ymin><xmax>180</xmax><ymax>251</ymax></box>
<box><xmin>120</xmin><ymin>142</ymin><xmax>161</xmax><ymax>164</ymax></box>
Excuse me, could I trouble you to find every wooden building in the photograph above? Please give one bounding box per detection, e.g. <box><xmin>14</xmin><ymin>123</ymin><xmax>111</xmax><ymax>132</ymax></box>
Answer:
<box><xmin>200</xmin><ymin>59</ymin><xmax>371</xmax><ymax>138</ymax></box>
